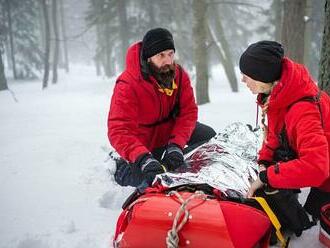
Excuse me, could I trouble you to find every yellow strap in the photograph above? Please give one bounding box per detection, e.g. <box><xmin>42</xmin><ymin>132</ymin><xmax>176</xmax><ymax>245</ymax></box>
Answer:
<box><xmin>253</xmin><ymin>196</ymin><xmax>288</xmax><ymax>248</ymax></box>
<box><xmin>160</xmin><ymin>164</ymin><xmax>167</xmax><ymax>172</ymax></box>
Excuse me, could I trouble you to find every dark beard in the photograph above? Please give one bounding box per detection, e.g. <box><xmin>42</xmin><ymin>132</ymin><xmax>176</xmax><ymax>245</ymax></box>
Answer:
<box><xmin>148</xmin><ymin>62</ymin><xmax>176</xmax><ymax>88</ymax></box>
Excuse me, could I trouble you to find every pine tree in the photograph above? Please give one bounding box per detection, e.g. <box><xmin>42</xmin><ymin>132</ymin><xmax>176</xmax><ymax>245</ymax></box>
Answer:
<box><xmin>86</xmin><ymin>0</ymin><xmax>118</xmax><ymax>77</ymax></box>
<box><xmin>2</xmin><ymin>0</ymin><xmax>42</xmax><ymax>79</ymax></box>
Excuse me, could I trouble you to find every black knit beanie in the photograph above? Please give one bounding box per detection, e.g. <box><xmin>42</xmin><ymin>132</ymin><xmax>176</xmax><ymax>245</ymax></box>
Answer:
<box><xmin>141</xmin><ymin>28</ymin><xmax>175</xmax><ymax>60</ymax></box>
<box><xmin>239</xmin><ymin>41</ymin><xmax>284</xmax><ymax>83</ymax></box>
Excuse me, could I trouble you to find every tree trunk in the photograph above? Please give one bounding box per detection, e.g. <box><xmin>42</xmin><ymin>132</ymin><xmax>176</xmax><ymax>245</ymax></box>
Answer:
<box><xmin>51</xmin><ymin>0</ymin><xmax>59</xmax><ymax>84</ymax></box>
<box><xmin>104</xmin><ymin>22</ymin><xmax>113</xmax><ymax>78</ymax></box>
<box><xmin>118</xmin><ymin>0</ymin><xmax>129</xmax><ymax>72</ymax></box>
<box><xmin>209</xmin><ymin>7</ymin><xmax>238</xmax><ymax>92</ymax></box>
<box><xmin>281</xmin><ymin>0</ymin><xmax>307</xmax><ymax>63</ymax></box>
<box><xmin>38</xmin><ymin>1</ymin><xmax>46</xmax><ymax>52</ymax></box>
<box><xmin>170</xmin><ymin>0</ymin><xmax>189</xmax><ymax>65</ymax></box>
<box><xmin>304</xmin><ymin>0</ymin><xmax>313</xmax><ymax>67</ymax></box>
<box><xmin>147</xmin><ymin>1</ymin><xmax>156</xmax><ymax>29</ymax></box>
<box><xmin>319</xmin><ymin>0</ymin><xmax>330</xmax><ymax>95</ymax></box>
<box><xmin>59</xmin><ymin>0</ymin><xmax>69</xmax><ymax>73</ymax></box>
<box><xmin>193</xmin><ymin>0</ymin><xmax>209</xmax><ymax>105</ymax></box>
<box><xmin>1</xmin><ymin>6</ymin><xmax>11</xmax><ymax>68</ymax></box>
<box><xmin>273</xmin><ymin>0</ymin><xmax>283</xmax><ymax>41</ymax></box>
<box><xmin>309</xmin><ymin>0</ymin><xmax>325</xmax><ymax>80</ymax></box>
<box><xmin>95</xmin><ymin>24</ymin><xmax>102</xmax><ymax>76</ymax></box>
<box><xmin>5</xmin><ymin>0</ymin><xmax>17</xmax><ymax>79</ymax></box>
<box><xmin>41</xmin><ymin>0</ymin><xmax>51</xmax><ymax>89</ymax></box>
<box><xmin>4</xmin><ymin>38</ymin><xmax>11</xmax><ymax>71</ymax></box>
<box><xmin>95</xmin><ymin>56</ymin><xmax>101</xmax><ymax>76</ymax></box>
<box><xmin>0</xmin><ymin>52</ymin><xmax>8</xmax><ymax>91</ymax></box>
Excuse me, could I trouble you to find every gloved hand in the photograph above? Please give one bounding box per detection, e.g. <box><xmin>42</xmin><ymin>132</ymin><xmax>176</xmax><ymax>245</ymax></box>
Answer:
<box><xmin>136</xmin><ymin>153</ymin><xmax>166</xmax><ymax>185</ymax></box>
<box><xmin>162</xmin><ymin>143</ymin><xmax>184</xmax><ymax>171</ymax></box>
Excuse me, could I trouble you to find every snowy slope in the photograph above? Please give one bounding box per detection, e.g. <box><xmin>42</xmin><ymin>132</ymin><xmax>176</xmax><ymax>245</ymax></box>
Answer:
<box><xmin>0</xmin><ymin>65</ymin><xmax>324</xmax><ymax>248</ymax></box>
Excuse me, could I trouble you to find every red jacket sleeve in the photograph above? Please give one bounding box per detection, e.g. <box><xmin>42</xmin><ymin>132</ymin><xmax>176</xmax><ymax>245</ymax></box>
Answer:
<box><xmin>267</xmin><ymin>102</ymin><xmax>329</xmax><ymax>189</ymax></box>
<box><xmin>168</xmin><ymin>69</ymin><xmax>198</xmax><ymax>148</ymax></box>
<box><xmin>107</xmin><ymin>81</ymin><xmax>149</xmax><ymax>162</ymax></box>
<box><xmin>258</xmin><ymin>141</ymin><xmax>275</xmax><ymax>164</ymax></box>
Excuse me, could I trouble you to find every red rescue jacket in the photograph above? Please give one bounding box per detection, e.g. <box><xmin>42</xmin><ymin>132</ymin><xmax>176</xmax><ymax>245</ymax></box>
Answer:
<box><xmin>258</xmin><ymin>58</ymin><xmax>330</xmax><ymax>192</ymax></box>
<box><xmin>108</xmin><ymin>42</ymin><xmax>198</xmax><ymax>163</ymax></box>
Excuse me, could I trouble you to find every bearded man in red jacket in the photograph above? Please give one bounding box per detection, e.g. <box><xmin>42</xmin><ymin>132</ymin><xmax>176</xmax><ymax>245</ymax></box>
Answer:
<box><xmin>108</xmin><ymin>28</ymin><xmax>216</xmax><ymax>187</ymax></box>
<box><xmin>240</xmin><ymin>41</ymin><xmax>330</xmax><ymax>219</ymax></box>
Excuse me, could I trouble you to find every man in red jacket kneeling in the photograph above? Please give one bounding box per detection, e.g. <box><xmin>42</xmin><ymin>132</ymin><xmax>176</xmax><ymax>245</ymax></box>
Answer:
<box><xmin>107</xmin><ymin>28</ymin><xmax>215</xmax><ymax>187</ymax></box>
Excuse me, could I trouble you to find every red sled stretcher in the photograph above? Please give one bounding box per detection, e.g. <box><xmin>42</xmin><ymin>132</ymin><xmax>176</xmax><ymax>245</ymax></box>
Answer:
<box><xmin>113</xmin><ymin>185</ymin><xmax>274</xmax><ymax>248</ymax></box>
<box><xmin>320</xmin><ymin>203</ymin><xmax>330</xmax><ymax>247</ymax></box>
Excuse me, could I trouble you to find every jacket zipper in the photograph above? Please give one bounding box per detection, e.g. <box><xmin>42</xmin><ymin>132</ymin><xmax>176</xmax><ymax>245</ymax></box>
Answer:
<box><xmin>156</xmin><ymin>87</ymin><xmax>163</xmax><ymax>124</ymax></box>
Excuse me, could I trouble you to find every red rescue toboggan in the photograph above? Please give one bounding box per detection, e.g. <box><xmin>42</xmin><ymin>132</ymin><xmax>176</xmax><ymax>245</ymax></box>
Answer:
<box><xmin>320</xmin><ymin>203</ymin><xmax>330</xmax><ymax>247</ymax></box>
<box><xmin>113</xmin><ymin>184</ymin><xmax>273</xmax><ymax>248</ymax></box>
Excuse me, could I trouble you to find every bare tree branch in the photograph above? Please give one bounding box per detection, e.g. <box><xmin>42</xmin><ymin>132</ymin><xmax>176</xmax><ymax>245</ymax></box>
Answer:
<box><xmin>208</xmin><ymin>1</ymin><xmax>264</xmax><ymax>11</ymax></box>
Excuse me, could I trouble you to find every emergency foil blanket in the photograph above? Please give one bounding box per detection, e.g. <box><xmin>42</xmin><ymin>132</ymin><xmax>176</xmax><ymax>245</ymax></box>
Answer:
<box><xmin>156</xmin><ymin>122</ymin><xmax>262</xmax><ymax>198</ymax></box>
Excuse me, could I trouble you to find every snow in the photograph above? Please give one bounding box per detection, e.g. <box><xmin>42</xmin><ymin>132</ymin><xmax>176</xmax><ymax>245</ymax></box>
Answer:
<box><xmin>0</xmin><ymin>65</ymin><xmax>325</xmax><ymax>248</ymax></box>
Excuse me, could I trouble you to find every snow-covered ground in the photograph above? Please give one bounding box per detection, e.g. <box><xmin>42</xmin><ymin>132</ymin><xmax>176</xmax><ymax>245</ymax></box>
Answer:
<box><xmin>0</xmin><ymin>65</ymin><xmax>324</xmax><ymax>248</ymax></box>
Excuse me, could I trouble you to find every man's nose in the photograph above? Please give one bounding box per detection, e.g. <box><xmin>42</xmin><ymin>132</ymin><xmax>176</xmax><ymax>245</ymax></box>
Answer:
<box><xmin>163</xmin><ymin>56</ymin><xmax>173</xmax><ymax>66</ymax></box>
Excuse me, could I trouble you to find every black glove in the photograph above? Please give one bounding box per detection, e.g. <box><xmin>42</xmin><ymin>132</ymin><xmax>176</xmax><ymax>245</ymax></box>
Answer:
<box><xmin>136</xmin><ymin>153</ymin><xmax>165</xmax><ymax>185</ymax></box>
<box><xmin>162</xmin><ymin>143</ymin><xmax>184</xmax><ymax>171</ymax></box>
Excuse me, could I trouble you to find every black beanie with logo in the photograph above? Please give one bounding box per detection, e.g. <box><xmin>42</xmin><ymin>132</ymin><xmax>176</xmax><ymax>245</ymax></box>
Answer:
<box><xmin>239</xmin><ymin>41</ymin><xmax>284</xmax><ymax>83</ymax></box>
<box><xmin>141</xmin><ymin>28</ymin><xmax>175</xmax><ymax>60</ymax></box>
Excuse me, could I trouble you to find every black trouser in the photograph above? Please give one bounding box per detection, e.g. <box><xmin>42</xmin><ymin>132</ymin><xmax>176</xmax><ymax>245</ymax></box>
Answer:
<box><xmin>304</xmin><ymin>187</ymin><xmax>330</xmax><ymax>219</ymax></box>
<box><xmin>114</xmin><ymin>122</ymin><xmax>216</xmax><ymax>187</ymax></box>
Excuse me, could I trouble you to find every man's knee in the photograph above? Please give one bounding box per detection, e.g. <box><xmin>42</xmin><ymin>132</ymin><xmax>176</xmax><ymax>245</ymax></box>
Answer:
<box><xmin>201</xmin><ymin>123</ymin><xmax>216</xmax><ymax>140</ymax></box>
<box><xmin>189</xmin><ymin>122</ymin><xmax>216</xmax><ymax>145</ymax></box>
